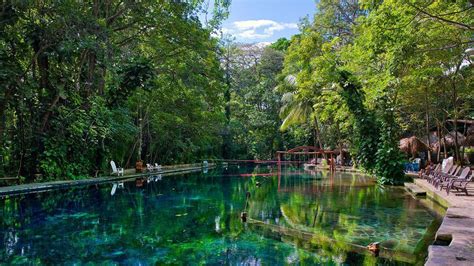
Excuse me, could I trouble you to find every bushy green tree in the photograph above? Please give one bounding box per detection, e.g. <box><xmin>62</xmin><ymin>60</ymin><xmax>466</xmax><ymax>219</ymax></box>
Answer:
<box><xmin>0</xmin><ymin>1</ymin><xmax>230</xmax><ymax>181</ymax></box>
<box><xmin>223</xmin><ymin>43</ymin><xmax>292</xmax><ymax>159</ymax></box>
<box><xmin>277</xmin><ymin>0</ymin><xmax>472</xmax><ymax>183</ymax></box>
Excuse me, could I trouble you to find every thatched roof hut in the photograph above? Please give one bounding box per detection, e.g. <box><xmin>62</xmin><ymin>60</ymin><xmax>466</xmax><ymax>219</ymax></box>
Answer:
<box><xmin>430</xmin><ymin>131</ymin><xmax>467</xmax><ymax>151</ymax></box>
<box><xmin>399</xmin><ymin>136</ymin><xmax>430</xmax><ymax>157</ymax></box>
<box><xmin>442</xmin><ymin>131</ymin><xmax>466</xmax><ymax>147</ymax></box>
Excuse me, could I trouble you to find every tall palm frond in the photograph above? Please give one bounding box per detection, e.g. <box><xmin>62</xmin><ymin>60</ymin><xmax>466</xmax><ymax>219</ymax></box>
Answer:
<box><xmin>279</xmin><ymin>92</ymin><xmax>314</xmax><ymax>131</ymax></box>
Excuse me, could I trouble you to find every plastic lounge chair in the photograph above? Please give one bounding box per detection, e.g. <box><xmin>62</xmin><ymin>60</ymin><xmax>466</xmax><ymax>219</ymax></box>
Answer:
<box><xmin>154</xmin><ymin>163</ymin><xmax>162</xmax><ymax>171</ymax></box>
<box><xmin>445</xmin><ymin>168</ymin><xmax>472</xmax><ymax>195</ymax></box>
<box><xmin>434</xmin><ymin>165</ymin><xmax>460</xmax><ymax>187</ymax></box>
<box><xmin>437</xmin><ymin>166</ymin><xmax>467</xmax><ymax>189</ymax></box>
<box><xmin>427</xmin><ymin>164</ymin><xmax>446</xmax><ymax>184</ymax></box>
<box><xmin>426</xmin><ymin>164</ymin><xmax>444</xmax><ymax>183</ymax></box>
<box><xmin>110</xmin><ymin>161</ymin><xmax>124</xmax><ymax>176</ymax></box>
<box><xmin>421</xmin><ymin>164</ymin><xmax>439</xmax><ymax>180</ymax></box>
<box><xmin>431</xmin><ymin>164</ymin><xmax>456</xmax><ymax>185</ymax></box>
<box><xmin>146</xmin><ymin>163</ymin><xmax>155</xmax><ymax>172</ymax></box>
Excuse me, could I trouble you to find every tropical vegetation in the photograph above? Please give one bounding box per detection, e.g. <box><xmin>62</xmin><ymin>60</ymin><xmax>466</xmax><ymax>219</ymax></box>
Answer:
<box><xmin>0</xmin><ymin>0</ymin><xmax>473</xmax><ymax>184</ymax></box>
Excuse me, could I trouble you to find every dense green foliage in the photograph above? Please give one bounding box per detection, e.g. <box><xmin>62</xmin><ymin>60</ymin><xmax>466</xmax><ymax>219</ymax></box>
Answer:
<box><xmin>1</xmin><ymin>1</ymin><xmax>472</xmax><ymax>183</ymax></box>
<box><xmin>220</xmin><ymin>42</ymin><xmax>308</xmax><ymax>160</ymax></box>
<box><xmin>277</xmin><ymin>0</ymin><xmax>473</xmax><ymax>183</ymax></box>
<box><xmin>338</xmin><ymin>70</ymin><xmax>380</xmax><ymax>172</ymax></box>
<box><xmin>0</xmin><ymin>1</ymin><xmax>230</xmax><ymax>180</ymax></box>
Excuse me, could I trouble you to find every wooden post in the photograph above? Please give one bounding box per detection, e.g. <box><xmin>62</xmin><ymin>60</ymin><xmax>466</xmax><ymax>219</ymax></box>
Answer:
<box><xmin>277</xmin><ymin>156</ymin><xmax>281</xmax><ymax>191</ymax></box>
<box><xmin>330</xmin><ymin>152</ymin><xmax>335</xmax><ymax>172</ymax></box>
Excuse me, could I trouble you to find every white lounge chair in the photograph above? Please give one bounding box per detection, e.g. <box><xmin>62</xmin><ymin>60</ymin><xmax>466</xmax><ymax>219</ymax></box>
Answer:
<box><xmin>154</xmin><ymin>163</ymin><xmax>162</xmax><ymax>171</ymax></box>
<box><xmin>110</xmin><ymin>161</ymin><xmax>124</xmax><ymax>176</ymax></box>
<box><xmin>146</xmin><ymin>163</ymin><xmax>155</xmax><ymax>172</ymax></box>
<box><xmin>111</xmin><ymin>183</ymin><xmax>117</xmax><ymax>196</ymax></box>
<box><xmin>111</xmin><ymin>182</ymin><xmax>125</xmax><ymax>196</ymax></box>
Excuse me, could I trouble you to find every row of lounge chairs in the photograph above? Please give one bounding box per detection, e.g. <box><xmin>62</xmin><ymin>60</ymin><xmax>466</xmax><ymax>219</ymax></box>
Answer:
<box><xmin>110</xmin><ymin>161</ymin><xmax>162</xmax><ymax>176</ymax></box>
<box><xmin>146</xmin><ymin>163</ymin><xmax>162</xmax><ymax>172</ymax></box>
<box><xmin>421</xmin><ymin>163</ymin><xmax>473</xmax><ymax>195</ymax></box>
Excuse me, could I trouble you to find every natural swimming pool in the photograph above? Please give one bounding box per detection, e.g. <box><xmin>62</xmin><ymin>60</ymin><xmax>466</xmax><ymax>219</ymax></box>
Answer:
<box><xmin>0</xmin><ymin>165</ymin><xmax>442</xmax><ymax>265</ymax></box>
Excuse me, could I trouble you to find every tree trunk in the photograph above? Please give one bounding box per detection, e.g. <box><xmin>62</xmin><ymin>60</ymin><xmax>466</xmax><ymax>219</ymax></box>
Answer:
<box><xmin>454</xmin><ymin>120</ymin><xmax>460</xmax><ymax>161</ymax></box>
<box><xmin>98</xmin><ymin>66</ymin><xmax>106</xmax><ymax>95</ymax></box>
<box><xmin>0</xmin><ymin>87</ymin><xmax>12</xmax><ymax>149</ymax></box>
<box><xmin>30</xmin><ymin>36</ymin><xmax>53</xmax><ymax>178</ymax></box>
<box><xmin>33</xmin><ymin>38</ymin><xmax>56</xmax><ymax>133</ymax></box>
<box><xmin>137</xmin><ymin>106</ymin><xmax>143</xmax><ymax>161</ymax></box>
<box><xmin>37</xmin><ymin>48</ymin><xmax>50</xmax><ymax>91</ymax></box>
<box><xmin>460</xmin><ymin>121</ymin><xmax>467</xmax><ymax>165</ymax></box>
<box><xmin>451</xmin><ymin>60</ymin><xmax>464</xmax><ymax>162</ymax></box>
<box><xmin>452</xmin><ymin>80</ymin><xmax>460</xmax><ymax>162</ymax></box>
<box><xmin>313</xmin><ymin>116</ymin><xmax>324</xmax><ymax>148</ymax></box>
<box><xmin>424</xmin><ymin>87</ymin><xmax>432</xmax><ymax>162</ymax></box>
<box><xmin>436</xmin><ymin>121</ymin><xmax>441</xmax><ymax>162</ymax></box>
<box><xmin>222</xmin><ymin>50</ymin><xmax>232</xmax><ymax>159</ymax></box>
<box><xmin>40</xmin><ymin>94</ymin><xmax>60</xmax><ymax>132</ymax></box>
<box><xmin>442</xmin><ymin>121</ymin><xmax>448</xmax><ymax>159</ymax></box>
<box><xmin>335</xmin><ymin>123</ymin><xmax>344</xmax><ymax>164</ymax></box>
<box><xmin>313</xmin><ymin>127</ymin><xmax>318</xmax><ymax>148</ymax></box>
<box><xmin>313</xmin><ymin>116</ymin><xmax>326</xmax><ymax>158</ymax></box>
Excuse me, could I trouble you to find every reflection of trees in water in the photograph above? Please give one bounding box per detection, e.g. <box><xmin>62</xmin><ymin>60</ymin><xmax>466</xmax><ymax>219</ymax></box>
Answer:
<box><xmin>247</xmin><ymin>176</ymin><xmax>281</xmax><ymax>222</ymax></box>
<box><xmin>0</xmin><ymin>167</ymin><xmax>436</xmax><ymax>264</ymax></box>
<box><xmin>247</xmin><ymin>170</ymin><xmax>437</xmax><ymax>255</ymax></box>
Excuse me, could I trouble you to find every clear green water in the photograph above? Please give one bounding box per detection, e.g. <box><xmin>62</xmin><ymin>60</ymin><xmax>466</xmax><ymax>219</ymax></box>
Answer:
<box><xmin>0</xmin><ymin>165</ymin><xmax>441</xmax><ymax>265</ymax></box>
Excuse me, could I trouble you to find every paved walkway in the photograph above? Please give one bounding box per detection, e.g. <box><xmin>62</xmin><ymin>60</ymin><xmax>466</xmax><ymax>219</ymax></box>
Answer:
<box><xmin>0</xmin><ymin>164</ymin><xmax>212</xmax><ymax>196</ymax></box>
<box><xmin>414</xmin><ymin>179</ymin><xmax>474</xmax><ymax>265</ymax></box>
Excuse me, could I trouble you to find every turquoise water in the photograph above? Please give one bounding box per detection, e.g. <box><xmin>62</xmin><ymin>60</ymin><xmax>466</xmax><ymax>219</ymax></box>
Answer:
<box><xmin>0</xmin><ymin>165</ymin><xmax>441</xmax><ymax>265</ymax></box>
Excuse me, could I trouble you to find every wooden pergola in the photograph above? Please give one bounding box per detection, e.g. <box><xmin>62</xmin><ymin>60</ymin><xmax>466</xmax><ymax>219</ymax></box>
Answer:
<box><xmin>276</xmin><ymin>146</ymin><xmax>338</xmax><ymax>192</ymax></box>
<box><xmin>276</xmin><ymin>146</ymin><xmax>336</xmax><ymax>165</ymax></box>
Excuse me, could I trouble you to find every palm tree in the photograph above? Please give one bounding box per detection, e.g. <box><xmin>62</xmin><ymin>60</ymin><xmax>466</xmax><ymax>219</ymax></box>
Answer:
<box><xmin>280</xmin><ymin>92</ymin><xmax>313</xmax><ymax>130</ymax></box>
<box><xmin>279</xmin><ymin>82</ymin><xmax>324</xmax><ymax>150</ymax></box>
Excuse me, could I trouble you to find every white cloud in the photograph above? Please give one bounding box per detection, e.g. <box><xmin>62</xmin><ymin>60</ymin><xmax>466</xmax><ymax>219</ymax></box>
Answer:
<box><xmin>238</xmin><ymin>30</ymin><xmax>268</xmax><ymax>39</ymax></box>
<box><xmin>222</xmin><ymin>19</ymin><xmax>298</xmax><ymax>40</ymax></box>
<box><xmin>255</xmin><ymin>42</ymin><xmax>271</xmax><ymax>48</ymax></box>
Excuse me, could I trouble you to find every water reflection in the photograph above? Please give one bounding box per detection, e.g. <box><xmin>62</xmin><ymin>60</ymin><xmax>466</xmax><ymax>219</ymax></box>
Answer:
<box><xmin>0</xmin><ymin>165</ymin><xmax>441</xmax><ymax>265</ymax></box>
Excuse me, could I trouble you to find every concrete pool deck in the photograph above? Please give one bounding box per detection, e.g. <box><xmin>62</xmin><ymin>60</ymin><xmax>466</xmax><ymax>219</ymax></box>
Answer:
<box><xmin>411</xmin><ymin>178</ymin><xmax>474</xmax><ymax>265</ymax></box>
<box><xmin>0</xmin><ymin>163</ymin><xmax>213</xmax><ymax>197</ymax></box>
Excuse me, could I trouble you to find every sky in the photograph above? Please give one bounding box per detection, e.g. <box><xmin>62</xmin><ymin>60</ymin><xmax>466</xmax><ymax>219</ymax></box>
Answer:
<box><xmin>220</xmin><ymin>0</ymin><xmax>316</xmax><ymax>44</ymax></box>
